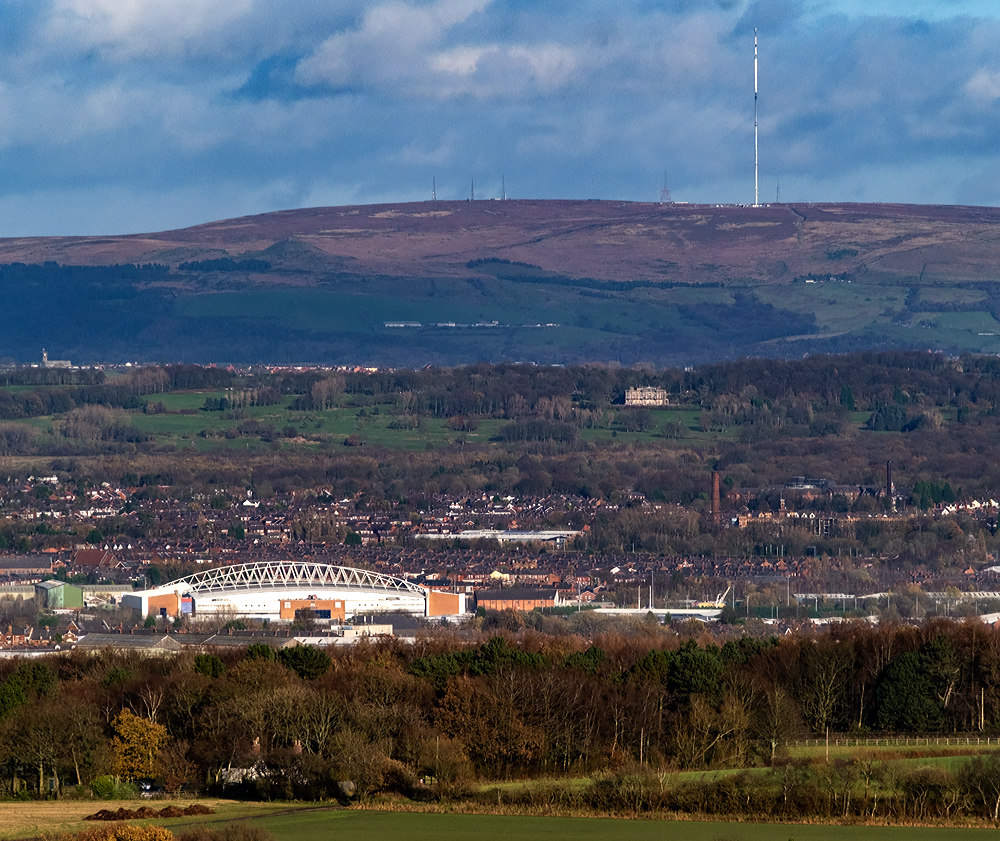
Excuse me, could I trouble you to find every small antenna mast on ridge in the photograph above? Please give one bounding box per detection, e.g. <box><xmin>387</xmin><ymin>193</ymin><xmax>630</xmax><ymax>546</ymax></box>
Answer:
<box><xmin>754</xmin><ymin>27</ymin><xmax>759</xmax><ymax>207</ymax></box>
<box><xmin>502</xmin><ymin>175</ymin><xmax>506</xmax><ymax>201</ymax></box>
<box><xmin>659</xmin><ymin>171</ymin><xmax>672</xmax><ymax>205</ymax></box>
<box><xmin>432</xmin><ymin>177</ymin><xmax>436</xmax><ymax>201</ymax></box>
<box><xmin>471</xmin><ymin>179</ymin><xmax>475</xmax><ymax>201</ymax></box>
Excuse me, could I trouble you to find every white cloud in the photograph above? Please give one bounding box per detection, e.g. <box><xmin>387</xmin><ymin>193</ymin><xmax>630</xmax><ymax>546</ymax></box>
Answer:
<box><xmin>295</xmin><ymin>0</ymin><xmax>492</xmax><ymax>89</ymax></box>
<box><xmin>0</xmin><ymin>0</ymin><xmax>996</xmax><ymax>236</ymax></box>
<box><xmin>964</xmin><ymin>68</ymin><xmax>1000</xmax><ymax>101</ymax></box>
<box><xmin>46</xmin><ymin>0</ymin><xmax>255</xmax><ymax>60</ymax></box>
<box><xmin>394</xmin><ymin>132</ymin><xmax>460</xmax><ymax>166</ymax></box>
<box><xmin>506</xmin><ymin>44</ymin><xmax>579</xmax><ymax>91</ymax></box>
<box><xmin>289</xmin><ymin>0</ymin><xmax>587</xmax><ymax>100</ymax></box>
<box><xmin>430</xmin><ymin>45</ymin><xmax>488</xmax><ymax>76</ymax></box>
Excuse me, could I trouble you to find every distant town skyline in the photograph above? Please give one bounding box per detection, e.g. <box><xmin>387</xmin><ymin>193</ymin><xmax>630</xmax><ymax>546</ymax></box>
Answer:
<box><xmin>0</xmin><ymin>0</ymin><xmax>998</xmax><ymax>235</ymax></box>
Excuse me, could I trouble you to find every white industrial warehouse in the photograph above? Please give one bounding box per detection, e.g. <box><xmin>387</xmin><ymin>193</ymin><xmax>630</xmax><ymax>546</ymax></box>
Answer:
<box><xmin>121</xmin><ymin>561</ymin><xmax>465</xmax><ymax>622</ymax></box>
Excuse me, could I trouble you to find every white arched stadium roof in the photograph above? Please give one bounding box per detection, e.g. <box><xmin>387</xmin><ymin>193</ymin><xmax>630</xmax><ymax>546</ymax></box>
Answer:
<box><xmin>138</xmin><ymin>561</ymin><xmax>426</xmax><ymax>599</ymax></box>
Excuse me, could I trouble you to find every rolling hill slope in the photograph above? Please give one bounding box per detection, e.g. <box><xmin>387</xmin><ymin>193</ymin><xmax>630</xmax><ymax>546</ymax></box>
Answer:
<box><xmin>3</xmin><ymin>199</ymin><xmax>1000</xmax><ymax>365</ymax></box>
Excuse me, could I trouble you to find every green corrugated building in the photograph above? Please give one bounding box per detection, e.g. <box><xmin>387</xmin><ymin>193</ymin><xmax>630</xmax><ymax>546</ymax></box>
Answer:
<box><xmin>34</xmin><ymin>580</ymin><xmax>84</xmax><ymax>610</ymax></box>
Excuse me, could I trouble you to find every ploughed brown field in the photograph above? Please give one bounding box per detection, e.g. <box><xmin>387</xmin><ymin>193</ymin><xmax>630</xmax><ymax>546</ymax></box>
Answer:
<box><xmin>1</xmin><ymin>199</ymin><xmax>999</xmax><ymax>286</ymax></box>
<box><xmin>0</xmin><ymin>800</ymin><xmax>244</xmax><ymax>839</ymax></box>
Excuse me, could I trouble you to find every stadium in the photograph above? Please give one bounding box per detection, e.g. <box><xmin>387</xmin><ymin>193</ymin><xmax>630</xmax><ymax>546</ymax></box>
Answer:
<box><xmin>121</xmin><ymin>561</ymin><xmax>465</xmax><ymax>622</ymax></box>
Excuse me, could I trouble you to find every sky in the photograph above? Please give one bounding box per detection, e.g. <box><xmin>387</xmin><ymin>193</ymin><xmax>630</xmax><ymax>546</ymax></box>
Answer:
<box><xmin>1</xmin><ymin>0</ymin><xmax>1000</xmax><ymax>235</ymax></box>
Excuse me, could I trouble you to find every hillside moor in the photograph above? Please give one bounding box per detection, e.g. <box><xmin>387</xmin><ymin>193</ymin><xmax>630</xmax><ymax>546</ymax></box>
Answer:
<box><xmin>5</xmin><ymin>201</ymin><xmax>1000</xmax><ymax>364</ymax></box>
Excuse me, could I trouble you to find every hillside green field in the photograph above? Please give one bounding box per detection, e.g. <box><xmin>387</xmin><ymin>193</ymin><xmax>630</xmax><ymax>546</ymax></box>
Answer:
<box><xmin>32</xmin><ymin>390</ymin><xmax>727</xmax><ymax>452</ymax></box>
<box><xmin>253</xmin><ymin>810</ymin><xmax>1000</xmax><ymax>841</ymax></box>
<box><xmin>4</xmin><ymin>802</ymin><xmax>996</xmax><ymax>841</ymax></box>
<box><xmin>91</xmin><ymin>274</ymin><xmax>1000</xmax><ymax>364</ymax></box>
<box><xmin>7</xmin><ymin>200</ymin><xmax>1000</xmax><ymax>365</ymax></box>
<box><xmin>0</xmin><ymin>374</ymin><xmax>927</xmax><ymax>456</ymax></box>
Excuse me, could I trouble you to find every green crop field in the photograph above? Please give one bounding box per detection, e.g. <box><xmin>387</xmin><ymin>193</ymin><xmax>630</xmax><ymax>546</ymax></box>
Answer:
<box><xmin>153</xmin><ymin>391</ymin><xmax>231</xmax><ymax>411</ymax></box>
<box><xmin>918</xmin><ymin>287</ymin><xmax>988</xmax><ymax>306</ymax></box>
<box><xmin>130</xmin><ymin>412</ymin><xmax>230</xmax><ymax>436</ymax></box>
<box><xmin>659</xmin><ymin>286</ymin><xmax>737</xmax><ymax>307</ymax></box>
<box><xmin>126</xmin><ymin>397</ymin><xmax>519</xmax><ymax>451</ymax></box>
<box><xmin>5</xmin><ymin>772</ymin><xmax>1000</xmax><ymax>841</ymax></box>
<box><xmin>876</xmin><ymin>321</ymin><xmax>1000</xmax><ymax>354</ymax></box>
<box><xmin>754</xmin><ymin>283</ymin><xmax>910</xmax><ymax>334</ymax></box>
<box><xmin>249</xmin><ymin>809</ymin><xmax>997</xmax><ymax>841</ymax></box>
<box><xmin>933</xmin><ymin>312</ymin><xmax>1000</xmax><ymax>334</ymax></box>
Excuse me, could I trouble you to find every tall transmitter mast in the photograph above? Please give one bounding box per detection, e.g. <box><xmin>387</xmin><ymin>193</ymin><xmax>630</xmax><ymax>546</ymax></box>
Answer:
<box><xmin>754</xmin><ymin>28</ymin><xmax>759</xmax><ymax>207</ymax></box>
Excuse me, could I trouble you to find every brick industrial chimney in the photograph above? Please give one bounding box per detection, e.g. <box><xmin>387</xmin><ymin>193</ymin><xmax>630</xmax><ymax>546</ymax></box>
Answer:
<box><xmin>712</xmin><ymin>471</ymin><xmax>721</xmax><ymax>523</ymax></box>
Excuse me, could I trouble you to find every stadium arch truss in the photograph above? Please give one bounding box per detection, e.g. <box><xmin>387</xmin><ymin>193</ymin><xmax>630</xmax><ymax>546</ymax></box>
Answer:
<box><xmin>122</xmin><ymin>561</ymin><xmax>463</xmax><ymax>621</ymax></box>
<box><xmin>178</xmin><ymin>561</ymin><xmax>427</xmax><ymax>596</ymax></box>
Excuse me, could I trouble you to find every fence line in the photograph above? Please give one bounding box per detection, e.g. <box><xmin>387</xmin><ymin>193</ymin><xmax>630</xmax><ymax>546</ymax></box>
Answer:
<box><xmin>784</xmin><ymin>735</ymin><xmax>998</xmax><ymax>749</ymax></box>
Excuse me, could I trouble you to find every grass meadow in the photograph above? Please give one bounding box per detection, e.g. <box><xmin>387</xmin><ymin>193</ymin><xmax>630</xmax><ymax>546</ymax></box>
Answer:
<box><xmin>102</xmin><ymin>392</ymin><xmax>724</xmax><ymax>451</ymax></box>
<box><xmin>4</xmin><ymin>801</ymin><xmax>999</xmax><ymax>841</ymax></box>
<box><xmin>8</xmin><ymin>376</ymin><xmax>903</xmax><ymax>455</ymax></box>
<box><xmin>3</xmin><ymin>743</ymin><xmax>1000</xmax><ymax>841</ymax></box>
<box><xmin>252</xmin><ymin>810</ymin><xmax>1000</xmax><ymax>841</ymax></box>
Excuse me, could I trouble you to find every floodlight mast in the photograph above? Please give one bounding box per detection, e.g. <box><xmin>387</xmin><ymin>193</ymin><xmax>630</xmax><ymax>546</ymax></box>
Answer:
<box><xmin>754</xmin><ymin>28</ymin><xmax>759</xmax><ymax>207</ymax></box>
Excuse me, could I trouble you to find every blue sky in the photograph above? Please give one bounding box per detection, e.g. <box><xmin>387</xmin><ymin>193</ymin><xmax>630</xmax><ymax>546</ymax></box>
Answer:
<box><xmin>1</xmin><ymin>0</ymin><xmax>999</xmax><ymax>235</ymax></box>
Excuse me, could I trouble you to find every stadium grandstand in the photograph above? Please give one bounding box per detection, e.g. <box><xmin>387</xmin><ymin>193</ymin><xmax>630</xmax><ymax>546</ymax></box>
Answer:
<box><xmin>121</xmin><ymin>561</ymin><xmax>465</xmax><ymax>622</ymax></box>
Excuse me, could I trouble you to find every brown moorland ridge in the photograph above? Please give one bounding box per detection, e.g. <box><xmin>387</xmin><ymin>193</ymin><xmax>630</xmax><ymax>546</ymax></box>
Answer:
<box><xmin>2</xmin><ymin>199</ymin><xmax>1000</xmax><ymax>284</ymax></box>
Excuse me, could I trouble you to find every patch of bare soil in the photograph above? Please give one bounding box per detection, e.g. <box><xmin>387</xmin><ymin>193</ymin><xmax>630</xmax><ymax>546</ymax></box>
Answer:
<box><xmin>84</xmin><ymin>806</ymin><xmax>215</xmax><ymax>822</ymax></box>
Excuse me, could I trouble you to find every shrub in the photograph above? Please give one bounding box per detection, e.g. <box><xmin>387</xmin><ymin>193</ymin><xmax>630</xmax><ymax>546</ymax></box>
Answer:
<box><xmin>584</xmin><ymin>765</ymin><xmax>665</xmax><ymax>813</ymax></box>
<box><xmin>70</xmin><ymin>826</ymin><xmax>174</xmax><ymax>841</ymax></box>
<box><xmin>277</xmin><ymin>645</ymin><xmax>330</xmax><ymax>680</ymax></box>
<box><xmin>110</xmin><ymin>829</ymin><xmax>174</xmax><ymax>841</ymax></box>
<box><xmin>245</xmin><ymin>642</ymin><xmax>275</xmax><ymax>662</ymax></box>
<box><xmin>89</xmin><ymin>775</ymin><xmax>139</xmax><ymax>799</ymax></box>
<box><xmin>193</xmin><ymin>654</ymin><xmax>226</xmax><ymax>678</ymax></box>
<box><xmin>178</xmin><ymin>824</ymin><xmax>274</xmax><ymax>841</ymax></box>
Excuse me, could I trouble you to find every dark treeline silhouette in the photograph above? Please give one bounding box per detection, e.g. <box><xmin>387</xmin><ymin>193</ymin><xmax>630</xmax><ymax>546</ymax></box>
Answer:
<box><xmin>0</xmin><ymin>262</ymin><xmax>168</xmax><ymax>285</ymax></box>
<box><xmin>5</xmin><ymin>350</ymin><xmax>995</xmax><ymax>422</ymax></box>
<box><xmin>0</xmin><ymin>365</ymin><xmax>237</xmax><ymax>420</ymax></box>
<box><xmin>0</xmin><ymin>368</ymin><xmax>105</xmax><ymax>387</ymax></box>
<box><xmin>326</xmin><ymin>351</ymin><xmax>1000</xmax><ymax>419</ymax></box>
<box><xmin>178</xmin><ymin>258</ymin><xmax>271</xmax><ymax>273</ymax></box>
<box><xmin>4</xmin><ymin>618</ymin><xmax>1000</xmax><ymax>817</ymax></box>
<box><xmin>466</xmin><ymin>256</ymin><xmax>725</xmax><ymax>292</ymax></box>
